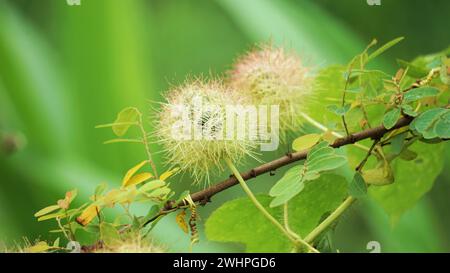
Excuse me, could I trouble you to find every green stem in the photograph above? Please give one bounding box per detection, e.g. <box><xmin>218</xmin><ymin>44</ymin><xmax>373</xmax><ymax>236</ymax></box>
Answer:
<box><xmin>225</xmin><ymin>157</ymin><xmax>319</xmax><ymax>253</ymax></box>
<box><xmin>305</xmin><ymin>196</ymin><xmax>355</xmax><ymax>243</ymax></box>
<box><xmin>138</xmin><ymin>113</ymin><xmax>158</xmax><ymax>178</ymax></box>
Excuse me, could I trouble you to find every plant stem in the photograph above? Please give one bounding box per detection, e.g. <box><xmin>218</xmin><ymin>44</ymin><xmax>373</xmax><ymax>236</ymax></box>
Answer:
<box><xmin>283</xmin><ymin>203</ymin><xmax>302</xmax><ymax>241</ymax></box>
<box><xmin>305</xmin><ymin>196</ymin><xmax>355</xmax><ymax>244</ymax></box>
<box><xmin>138</xmin><ymin>113</ymin><xmax>158</xmax><ymax>178</ymax></box>
<box><xmin>225</xmin><ymin>157</ymin><xmax>319</xmax><ymax>253</ymax></box>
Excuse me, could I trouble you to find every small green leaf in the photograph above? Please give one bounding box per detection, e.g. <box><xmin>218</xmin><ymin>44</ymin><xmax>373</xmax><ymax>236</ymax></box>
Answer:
<box><xmin>269</xmin><ymin>165</ymin><xmax>303</xmax><ymax>197</ymax></box>
<box><xmin>383</xmin><ymin>108</ymin><xmax>401</xmax><ymax>129</ymax></box>
<box><xmin>397</xmin><ymin>59</ymin><xmax>429</xmax><ymax>78</ymax></box>
<box><xmin>326</xmin><ymin>104</ymin><xmax>351</xmax><ymax>116</ymax></box>
<box><xmin>292</xmin><ymin>134</ymin><xmax>321</xmax><ymax>152</ymax></box>
<box><xmin>53</xmin><ymin>238</ymin><xmax>60</xmax><ymax>248</ymax></box>
<box><xmin>401</xmin><ymin>104</ymin><xmax>418</xmax><ymax>117</ymax></box>
<box><xmin>348</xmin><ymin>172</ymin><xmax>367</xmax><ymax>198</ymax></box>
<box><xmin>367</xmin><ymin>37</ymin><xmax>404</xmax><ymax>62</ymax></box>
<box><xmin>34</xmin><ymin>205</ymin><xmax>61</xmax><ymax>217</ymax></box>
<box><xmin>399</xmin><ymin>149</ymin><xmax>418</xmax><ymax>161</ymax></box>
<box><xmin>403</xmin><ymin>87</ymin><xmax>439</xmax><ymax>103</ymax></box>
<box><xmin>307</xmin><ymin>155</ymin><xmax>347</xmax><ymax>173</ymax></box>
<box><xmin>390</xmin><ymin>132</ymin><xmax>407</xmax><ymax>155</ymax></box>
<box><xmin>37</xmin><ymin>210</ymin><xmax>65</xmax><ymax>222</ymax></box>
<box><xmin>112</xmin><ymin>107</ymin><xmax>140</xmax><ymax>137</ymax></box>
<box><xmin>270</xmin><ymin>182</ymin><xmax>305</xmax><ymax>208</ymax></box>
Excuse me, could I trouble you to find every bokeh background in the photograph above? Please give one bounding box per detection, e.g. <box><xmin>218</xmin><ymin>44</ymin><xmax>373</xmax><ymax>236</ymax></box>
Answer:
<box><xmin>0</xmin><ymin>0</ymin><xmax>449</xmax><ymax>252</ymax></box>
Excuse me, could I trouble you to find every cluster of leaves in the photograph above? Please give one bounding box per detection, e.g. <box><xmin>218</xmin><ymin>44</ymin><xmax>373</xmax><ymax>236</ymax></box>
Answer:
<box><xmin>269</xmin><ymin>139</ymin><xmax>347</xmax><ymax>207</ymax></box>
<box><xmin>30</xmin><ymin>108</ymin><xmax>180</xmax><ymax>252</ymax></box>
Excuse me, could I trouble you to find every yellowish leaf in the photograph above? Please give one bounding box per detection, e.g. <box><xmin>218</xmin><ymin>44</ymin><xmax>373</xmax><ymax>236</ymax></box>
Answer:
<box><xmin>37</xmin><ymin>211</ymin><xmax>66</xmax><ymax>222</ymax></box>
<box><xmin>34</xmin><ymin>205</ymin><xmax>60</xmax><ymax>217</ymax></box>
<box><xmin>160</xmin><ymin>167</ymin><xmax>180</xmax><ymax>181</ymax></box>
<box><xmin>176</xmin><ymin>210</ymin><xmax>189</xmax><ymax>234</ymax></box>
<box><xmin>119</xmin><ymin>187</ymin><xmax>138</xmax><ymax>205</ymax></box>
<box><xmin>103</xmin><ymin>189</ymin><xmax>121</xmax><ymax>208</ymax></box>
<box><xmin>122</xmin><ymin>160</ymin><xmax>149</xmax><ymax>186</ymax></box>
<box><xmin>139</xmin><ymin>180</ymin><xmax>166</xmax><ymax>193</ymax></box>
<box><xmin>24</xmin><ymin>241</ymin><xmax>51</xmax><ymax>253</ymax></box>
<box><xmin>76</xmin><ymin>204</ymin><xmax>100</xmax><ymax>226</ymax></box>
<box><xmin>292</xmin><ymin>134</ymin><xmax>321</xmax><ymax>152</ymax></box>
<box><xmin>112</xmin><ymin>107</ymin><xmax>140</xmax><ymax>136</ymax></box>
<box><xmin>123</xmin><ymin>172</ymin><xmax>153</xmax><ymax>188</ymax></box>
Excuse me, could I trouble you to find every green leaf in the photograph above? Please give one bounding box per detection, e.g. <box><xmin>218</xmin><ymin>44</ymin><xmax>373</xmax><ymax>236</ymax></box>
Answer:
<box><xmin>326</xmin><ymin>104</ymin><xmax>351</xmax><ymax>116</ymax></box>
<box><xmin>433</xmin><ymin>111</ymin><xmax>450</xmax><ymax>139</ymax></box>
<box><xmin>292</xmin><ymin>134</ymin><xmax>321</xmax><ymax>152</ymax></box>
<box><xmin>348</xmin><ymin>172</ymin><xmax>367</xmax><ymax>198</ymax></box>
<box><xmin>390</xmin><ymin>132</ymin><xmax>407</xmax><ymax>155</ymax></box>
<box><xmin>99</xmin><ymin>222</ymin><xmax>122</xmax><ymax>247</ymax></box>
<box><xmin>401</xmin><ymin>104</ymin><xmax>418</xmax><ymax>117</ymax></box>
<box><xmin>410</xmin><ymin>108</ymin><xmax>449</xmax><ymax>139</ymax></box>
<box><xmin>403</xmin><ymin>87</ymin><xmax>439</xmax><ymax>103</ymax></box>
<box><xmin>34</xmin><ymin>204</ymin><xmax>60</xmax><ymax>217</ymax></box>
<box><xmin>307</xmin><ymin>155</ymin><xmax>347</xmax><ymax>173</ymax></box>
<box><xmin>397</xmin><ymin>59</ymin><xmax>429</xmax><ymax>78</ymax></box>
<box><xmin>370</xmin><ymin>142</ymin><xmax>444</xmax><ymax>224</ymax></box>
<box><xmin>383</xmin><ymin>108</ymin><xmax>401</xmax><ymax>130</ymax></box>
<box><xmin>205</xmin><ymin>175</ymin><xmax>348</xmax><ymax>252</ymax></box>
<box><xmin>269</xmin><ymin>141</ymin><xmax>347</xmax><ymax>207</ymax></box>
<box><xmin>367</xmin><ymin>37</ymin><xmax>404</xmax><ymax>62</ymax></box>
<box><xmin>269</xmin><ymin>165</ymin><xmax>302</xmax><ymax>197</ymax></box>
<box><xmin>112</xmin><ymin>107</ymin><xmax>140</xmax><ymax>137</ymax></box>
<box><xmin>399</xmin><ymin>149</ymin><xmax>418</xmax><ymax>161</ymax></box>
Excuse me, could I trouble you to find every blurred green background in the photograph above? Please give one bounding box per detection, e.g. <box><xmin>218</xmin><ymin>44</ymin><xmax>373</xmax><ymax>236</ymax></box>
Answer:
<box><xmin>0</xmin><ymin>0</ymin><xmax>449</xmax><ymax>252</ymax></box>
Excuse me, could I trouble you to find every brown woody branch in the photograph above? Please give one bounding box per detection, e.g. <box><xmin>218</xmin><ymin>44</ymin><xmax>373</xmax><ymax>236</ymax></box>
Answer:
<box><xmin>144</xmin><ymin>114</ymin><xmax>415</xmax><ymax>226</ymax></box>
